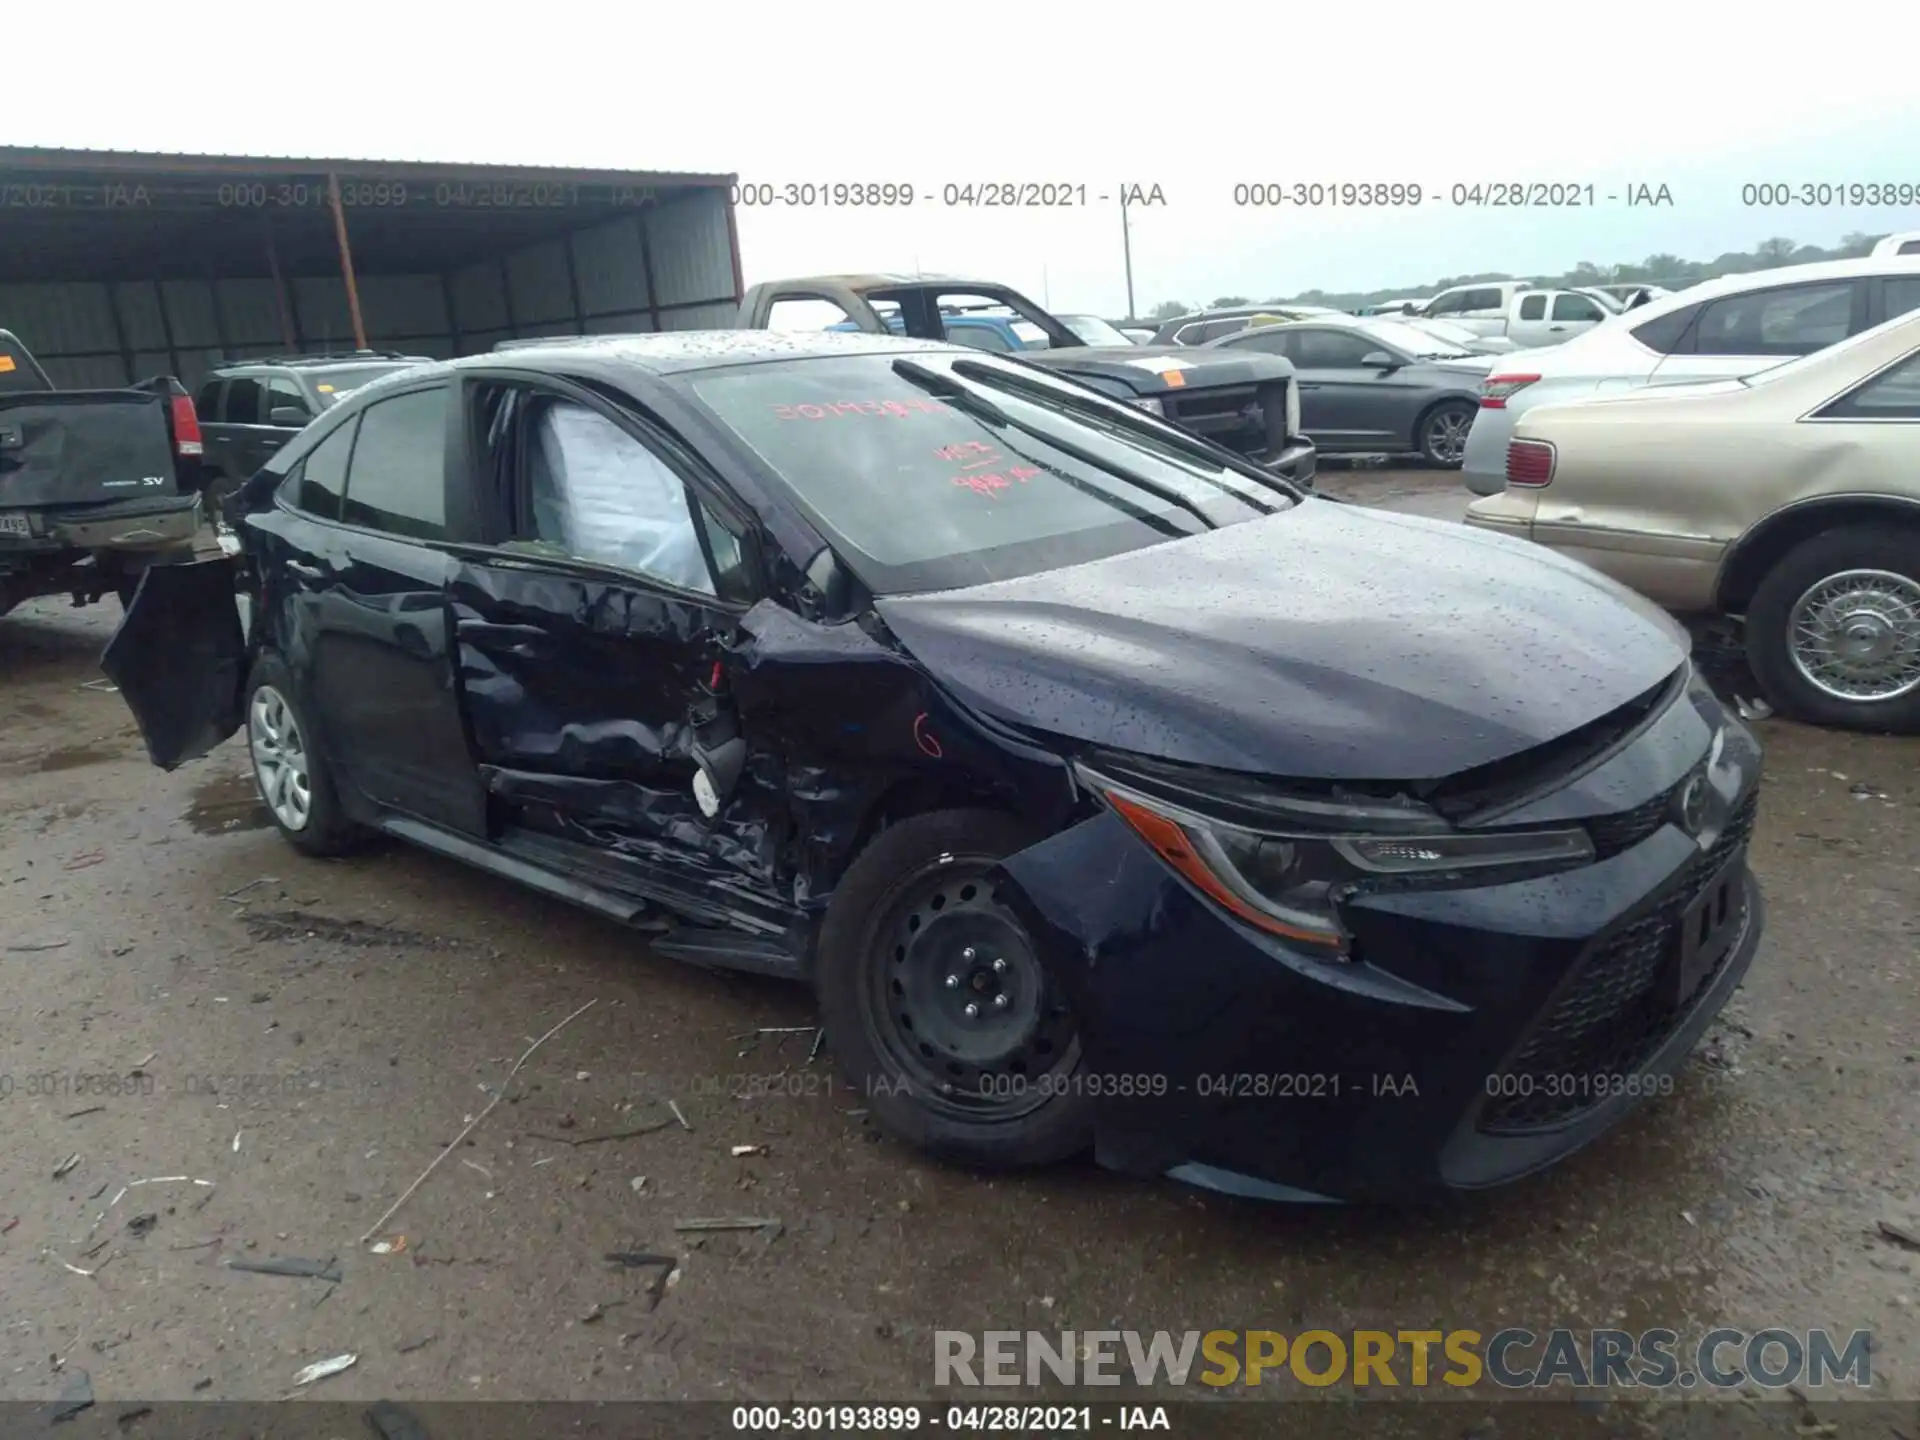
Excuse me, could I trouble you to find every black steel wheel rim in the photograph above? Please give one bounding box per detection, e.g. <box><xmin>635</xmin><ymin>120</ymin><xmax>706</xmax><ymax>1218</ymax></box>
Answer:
<box><xmin>858</xmin><ymin>852</ymin><xmax>1081</xmax><ymax>1123</ymax></box>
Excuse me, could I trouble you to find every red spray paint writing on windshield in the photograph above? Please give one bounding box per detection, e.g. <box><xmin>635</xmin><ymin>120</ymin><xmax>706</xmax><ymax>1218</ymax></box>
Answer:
<box><xmin>770</xmin><ymin>398</ymin><xmax>949</xmax><ymax>420</ymax></box>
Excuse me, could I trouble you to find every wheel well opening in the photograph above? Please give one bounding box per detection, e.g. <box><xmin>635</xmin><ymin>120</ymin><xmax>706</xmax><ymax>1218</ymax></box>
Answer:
<box><xmin>1719</xmin><ymin>500</ymin><xmax>1920</xmax><ymax>613</ymax></box>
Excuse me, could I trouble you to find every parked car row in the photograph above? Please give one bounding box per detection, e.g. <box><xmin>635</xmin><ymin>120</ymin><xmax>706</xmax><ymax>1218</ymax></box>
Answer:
<box><xmin>1462</xmin><ymin>254</ymin><xmax>1920</xmax><ymax>733</ymax></box>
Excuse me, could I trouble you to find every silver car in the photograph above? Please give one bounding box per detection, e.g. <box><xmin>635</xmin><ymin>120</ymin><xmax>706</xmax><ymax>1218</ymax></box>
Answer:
<box><xmin>1209</xmin><ymin>317</ymin><xmax>1494</xmax><ymax>466</ymax></box>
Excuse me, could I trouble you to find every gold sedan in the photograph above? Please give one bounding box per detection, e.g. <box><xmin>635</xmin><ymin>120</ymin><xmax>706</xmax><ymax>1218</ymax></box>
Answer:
<box><xmin>1466</xmin><ymin>308</ymin><xmax>1920</xmax><ymax>732</ymax></box>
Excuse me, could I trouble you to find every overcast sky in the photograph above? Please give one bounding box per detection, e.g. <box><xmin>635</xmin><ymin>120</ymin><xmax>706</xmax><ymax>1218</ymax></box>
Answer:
<box><xmin>11</xmin><ymin>3</ymin><xmax>1919</xmax><ymax>315</ymax></box>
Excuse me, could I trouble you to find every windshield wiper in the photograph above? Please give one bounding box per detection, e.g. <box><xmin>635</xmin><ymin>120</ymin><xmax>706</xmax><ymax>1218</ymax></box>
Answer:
<box><xmin>891</xmin><ymin>359</ymin><xmax>1223</xmax><ymax>531</ymax></box>
<box><xmin>946</xmin><ymin>358</ymin><xmax>1293</xmax><ymax>510</ymax></box>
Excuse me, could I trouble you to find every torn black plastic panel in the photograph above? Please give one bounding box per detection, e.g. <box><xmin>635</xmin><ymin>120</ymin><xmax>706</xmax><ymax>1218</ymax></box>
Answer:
<box><xmin>100</xmin><ymin>558</ymin><xmax>246</xmax><ymax>769</ymax></box>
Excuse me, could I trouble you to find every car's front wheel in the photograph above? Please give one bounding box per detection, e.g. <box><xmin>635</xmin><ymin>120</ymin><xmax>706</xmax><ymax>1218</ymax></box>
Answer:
<box><xmin>815</xmin><ymin>809</ymin><xmax>1095</xmax><ymax>1169</ymax></box>
<box><xmin>1746</xmin><ymin>526</ymin><xmax>1920</xmax><ymax>733</ymax></box>
<box><xmin>245</xmin><ymin>653</ymin><xmax>362</xmax><ymax>855</ymax></box>
<box><xmin>1418</xmin><ymin>400</ymin><xmax>1477</xmax><ymax>468</ymax></box>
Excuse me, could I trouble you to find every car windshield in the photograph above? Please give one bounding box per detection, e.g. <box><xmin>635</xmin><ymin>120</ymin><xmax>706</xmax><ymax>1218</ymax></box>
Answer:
<box><xmin>1359</xmin><ymin>320</ymin><xmax>1473</xmax><ymax>358</ymax></box>
<box><xmin>683</xmin><ymin>352</ymin><xmax>1291</xmax><ymax>594</ymax></box>
<box><xmin>1409</xmin><ymin>318</ymin><xmax>1474</xmax><ymax>344</ymax></box>
<box><xmin>308</xmin><ymin>362</ymin><xmax>424</xmax><ymax>405</ymax></box>
<box><xmin>1059</xmin><ymin>315</ymin><xmax>1133</xmax><ymax>346</ymax></box>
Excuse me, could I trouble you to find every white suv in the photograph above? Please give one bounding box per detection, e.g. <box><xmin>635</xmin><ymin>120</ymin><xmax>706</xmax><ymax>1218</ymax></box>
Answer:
<box><xmin>1461</xmin><ymin>257</ymin><xmax>1920</xmax><ymax>496</ymax></box>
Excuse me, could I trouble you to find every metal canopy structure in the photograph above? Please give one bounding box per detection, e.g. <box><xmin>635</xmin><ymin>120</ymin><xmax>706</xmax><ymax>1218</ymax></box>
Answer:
<box><xmin>0</xmin><ymin>147</ymin><xmax>745</xmax><ymax>387</ymax></box>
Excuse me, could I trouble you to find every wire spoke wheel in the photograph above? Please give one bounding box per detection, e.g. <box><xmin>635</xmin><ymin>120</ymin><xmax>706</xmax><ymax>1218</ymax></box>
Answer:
<box><xmin>249</xmin><ymin>684</ymin><xmax>312</xmax><ymax>831</ymax></box>
<box><xmin>858</xmin><ymin>855</ymin><xmax>1080</xmax><ymax>1124</ymax></box>
<box><xmin>1786</xmin><ymin>568</ymin><xmax>1920</xmax><ymax>704</ymax></box>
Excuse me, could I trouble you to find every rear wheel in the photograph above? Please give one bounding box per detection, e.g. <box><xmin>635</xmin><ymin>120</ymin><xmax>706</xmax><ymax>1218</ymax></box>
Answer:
<box><xmin>1418</xmin><ymin>400</ymin><xmax>1476</xmax><ymax>468</ymax></box>
<box><xmin>244</xmin><ymin>652</ymin><xmax>362</xmax><ymax>855</ymax></box>
<box><xmin>1746</xmin><ymin>527</ymin><xmax>1920</xmax><ymax>733</ymax></box>
<box><xmin>815</xmin><ymin>810</ymin><xmax>1095</xmax><ymax>1169</ymax></box>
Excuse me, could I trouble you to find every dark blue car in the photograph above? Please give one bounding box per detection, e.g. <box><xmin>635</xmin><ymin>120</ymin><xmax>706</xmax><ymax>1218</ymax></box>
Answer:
<box><xmin>105</xmin><ymin>328</ymin><xmax>1764</xmax><ymax>1204</ymax></box>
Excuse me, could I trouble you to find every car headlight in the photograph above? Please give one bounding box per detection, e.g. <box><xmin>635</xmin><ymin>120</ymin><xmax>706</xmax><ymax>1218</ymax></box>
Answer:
<box><xmin>1285</xmin><ymin>377</ymin><xmax>1302</xmax><ymax>438</ymax></box>
<box><xmin>1129</xmin><ymin>396</ymin><xmax>1165</xmax><ymax>417</ymax></box>
<box><xmin>1078</xmin><ymin>765</ymin><xmax>1594</xmax><ymax>958</ymax></box>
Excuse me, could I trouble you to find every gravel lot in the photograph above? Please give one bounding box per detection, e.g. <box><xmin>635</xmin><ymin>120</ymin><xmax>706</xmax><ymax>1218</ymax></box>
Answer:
<box><xmin>2</xmin><ymin>468</ymin><xmax>1917</xmax><ymax>1419</ymax></box>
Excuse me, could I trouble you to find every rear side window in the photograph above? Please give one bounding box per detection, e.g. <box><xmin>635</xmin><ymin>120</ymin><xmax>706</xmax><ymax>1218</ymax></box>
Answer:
<box><xmin>1693</xmin><ymin>282</ymin><xmax>1855</xmax><ymax>357</ymax></box>
<box><xmin>195</xmin><ymin>380</ymin><xmax>225</xmax><ymax>421</ymax></box>
<box><xmin>341</xmin><ymin>388</ymin><xmax>448</xmax><ymax>540</ymax></box>
<box><xmin>1899</xmin><ymin>240</ymin><xmax>1920</xmax><ymax>256</ymax></box>
<box><xmin>1517</xmin><ymin>294</ymin><xmax>1547</xmax><ymax>320</ymax></box>
<box><xmin>294</xmin><ymin>418</ymin><xmax>356</xmax><ymax>521</ymax></box>
<box><xmin>1883</xmin><ymin>277</ymin><xmax>1920</xmax><ymax>324</ymax></box>
<box><xmin>265</xmin><ymin>377</ymin><xmax>311</xmax><ymax>423</ymax></box>
<box><xmin>1222</xmin><ymin>328</ymin><xmax>1293</xmax><ymax>357</ymax></box>
<box><xmin>1552</xmin><ymin>293</ymin><xmax>1606</xmax><ymax>322</ymax></box>
<box><xmin>1818</xmin><ymin>350</ymin><xmax>1920</xmax><ymax>420</ymax></box>
<box><xmin>1630</xmin><ymin>303</ymin><xmax>1699</xmax><ymax>354</ymax></box>
<box><xmin>225</xmin><ymin>376</ymin><xmax>264</xmax><ymax>424</ymax></box>
<box><xmin>946</xmin><ymin>325</ymin><xmax>1014</xmax><ymax>353</ymax></box>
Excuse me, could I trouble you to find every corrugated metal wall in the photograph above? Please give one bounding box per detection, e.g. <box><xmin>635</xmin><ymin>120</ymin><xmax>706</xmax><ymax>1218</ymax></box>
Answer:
<box><xmin>6</xmin><ymin>188</ymin><xmax>738</xmax><ymax>389</ymax></box>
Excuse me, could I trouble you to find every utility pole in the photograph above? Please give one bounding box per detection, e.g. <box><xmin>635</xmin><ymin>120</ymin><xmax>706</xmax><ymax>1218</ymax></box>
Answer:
<box><xmin>1119</xmin><ymin>193</ymin><xmax>1136</xmax><ymax>320</ymax></box>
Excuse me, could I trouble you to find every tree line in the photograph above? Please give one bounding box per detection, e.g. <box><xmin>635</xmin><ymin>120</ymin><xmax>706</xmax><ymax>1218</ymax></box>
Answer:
<box><xmin>1144</xmin><ymin>232</ymin><xmax>1902</xmax><ymax>320</ymax></box>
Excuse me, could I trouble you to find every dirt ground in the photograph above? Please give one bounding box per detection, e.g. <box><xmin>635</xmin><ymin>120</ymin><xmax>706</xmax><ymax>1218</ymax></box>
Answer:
<box><xmin>2</xmin><ymin>468</ymin><xmax>1918</xmax><ymax>1417</ymax></box>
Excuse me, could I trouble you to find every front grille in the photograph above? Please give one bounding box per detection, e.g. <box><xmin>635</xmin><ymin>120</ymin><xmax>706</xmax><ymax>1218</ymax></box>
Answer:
<box><xmin>1164</xmin><ymin>380</ymin><xmax>1285</xmax><ymax>458</ymax></box>
<box><xmin>1478</xmin><ymin>788</ymin><xmax>1759</xmax><ymax>1134</ymax></box>
<box><xmin>1584</xmin><ymin>780</ymin><xmax>1681</xmax><ymax>859</ymax></box>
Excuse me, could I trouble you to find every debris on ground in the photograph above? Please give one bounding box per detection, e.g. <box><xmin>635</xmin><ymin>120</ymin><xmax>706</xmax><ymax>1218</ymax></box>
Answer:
<box><xmin>124</xmin><ymin>1214</ymin><xmax>157</xmax><ymax>1238</ymax></box>
<box><xmin>533</xmin><ymin>1117</ymin><xmax>673</xmax><ymax>1147</ymax></box>
<box><xmin>47</xmin><ymin>1368</ymin><xmax>94</xmax><ymax>1424</ymax></box>
<box><xmin>674</xmin><ymin>1216</ymin><xmax>780</xmax><ymax>1233</ymax></box>
<box><xmin>630</xmin><ymin>1176</ymin><xmax>649</xmax><ymax>1195</ymax></box>
<box><xmin>603</xmin><ymin>1252</ymin><xmax>678</xmax><ymax>1312</ymax></box>
<box><xmin>1879</xmin><ymin>1218</ymin><xmax>1920</xmax><ymax>1251</ymax></box>
<box><xmin>370</xmin><ymin>1237</ymin><xmax>408</xmax><ymax>1256</ymax></box>
<box><xmin>1</xmin><ymin>1217</ymin><xmax>17</xmax><ymax>1234</ymax></box>
<box><xmin>358</xmin><ymin>997</ymin><xmax>598</xmax><ymax>1244</ymax></box>
<box><xmin>52</xmin><ymin>1154</ymin><xmax>81</xmax><ymax>1180</ymax></box>
<box><xmin>605</xmin><ymin>1250</ymin><xmax>677</xmax><ymax>1268</ymax></box>
<box><xmin>667</xmin><ymin>1100</ymin><xmax>691</xmax><ymax>1131</ymax></box>
<box><xmin>1735</xmin><ymin>696</ymin><xmax>1774</xmax><ymax>721</ymax></box>
<box><xmin>65</xmin><ymin>1107</ymin><xmax>105</xmax><ymax>1120</ymax></box>
<box><xmin>7</xmin><ymin>939</ymin><xmax>71</xmax><ymax>953</ymax></box>
<box><xmin>395</xmin><ymin>1334</ymin><xmax>438</xmax><ymax>1354</ymax></box>
<box><xmin>63</xmin><ymin>850</ymin><xmax>106</xmax><ymax>872</ymax></box>
<box><xmin>291</xmin><ymin>1352</ymin><xmax>357</xmax><ymax>1387</ymax></box>
<box><xmin>115</xmin><ymin>1405</ymin><xmax>153</xmax><ymax>1428</ymax></box>
<box><xmin>228</xmin><ymin>1255</ymin><xmax>342</xmax><ymax>1282</ymax></box>
<box><xmin>730</xmin><ymin>1144</ymin><xmax>767</xmax><ymax>1157</ymax></box>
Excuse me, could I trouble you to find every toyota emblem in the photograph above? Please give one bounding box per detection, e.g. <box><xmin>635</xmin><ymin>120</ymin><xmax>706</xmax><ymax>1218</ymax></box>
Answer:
<box><xmin>1676</xmin><ymin>773</ymin><xmax>1711</xmax><ymax>836</ymax></box>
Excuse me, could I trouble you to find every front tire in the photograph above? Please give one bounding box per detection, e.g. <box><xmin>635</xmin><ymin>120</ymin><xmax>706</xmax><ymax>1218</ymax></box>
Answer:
<box><xmin>815</xmin><ymin>809</ymin><xmax>1095</xmax><ymax>1169</ymax></box>
<box><xmin>1746</xmin><ymin>527</ymin><xmax>1920</xmax><ymax>733</ymax></box>
<box><xmin>1418</xmin><ymin>400</ymin><xmax>1477</xmax><ymax>468</ymax></box>
<box><xmin>244</xmin><ymin>652</ymin><xmax>362</xmax><ymax>855</ymax></box>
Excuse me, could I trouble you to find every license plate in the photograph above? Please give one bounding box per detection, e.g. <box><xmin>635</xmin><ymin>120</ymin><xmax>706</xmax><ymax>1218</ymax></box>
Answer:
<box><xmin>1670</xmin><ymin>854</ymin><xmax>1744</xmax><ymax>1006</ymax></box>
<box><xmin>0</xmin><ymin>511</ymin><xmax>30</xmax><ymax>538</ymax></box>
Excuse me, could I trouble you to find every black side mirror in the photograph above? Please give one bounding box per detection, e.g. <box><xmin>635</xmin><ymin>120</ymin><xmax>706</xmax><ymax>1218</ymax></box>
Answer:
<box><xmin>268</xmin><ymin>406</ymin><xmax>310</xmax><ymax>427</ymax></box>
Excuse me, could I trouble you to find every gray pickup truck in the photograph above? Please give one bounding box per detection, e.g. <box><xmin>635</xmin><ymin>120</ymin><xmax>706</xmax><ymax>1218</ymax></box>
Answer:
<box><xmin>735</xmin><ymin>274</ymin><xmax>1318</xmax><ymax>486</ymax></box>
<box><xmin>0</xmin><ymin>329</ymin><xmax>206</xmax><ymax>616</ymax></box>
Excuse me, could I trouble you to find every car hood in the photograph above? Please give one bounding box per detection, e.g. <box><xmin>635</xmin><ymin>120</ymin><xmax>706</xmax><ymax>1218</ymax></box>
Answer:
<box><xmin>1020</xmin><ymin>344</ymin><xmax>1293</xmax><ymax>395</ymax></box>
<box><xmin>874</xmin><ymin>500</ymin><xmax>1689</xmax><ymax>781</ymax></box>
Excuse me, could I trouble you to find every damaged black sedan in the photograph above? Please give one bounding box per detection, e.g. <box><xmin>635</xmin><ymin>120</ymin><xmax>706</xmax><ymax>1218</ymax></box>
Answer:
<box><xmin>106</xmin><ymin>330</ymin><xmax>1764</xmax><ymax>1203</ymax></box>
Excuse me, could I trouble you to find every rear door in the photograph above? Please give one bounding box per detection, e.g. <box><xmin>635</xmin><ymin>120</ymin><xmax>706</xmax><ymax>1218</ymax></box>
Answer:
<box><xmin>443</xmin><ymin>372</ymin><xmax>774</xmax><ymax>900</ymax></box>
<box><xmin>1267</xmin><ymin>327</ymin><xmax>1405</xmax><ymax>449</ymax></box>
<box><xmin>1647</xmin><ymin>278</ymin><xmax>1864</xmax><ymax>383</ymax></box>
<box><xmin>1454</xmin><ymin>286</ymin><xmax>1511</xmax><ymax>338</ymax></box>
<box><xmin>282</xmin><ymin>382</ymin><xmax>490</xmax><ymax>835</ymax></box>
<box><xmin>1506</xmin><ymin>291</ymin><xmax>1554</xmax><ymax>348</ymax></box>
<box><xmin>1544</xmin><ymin>290</ymin><xmax>1609</xmax><ymax>344</ymax></box>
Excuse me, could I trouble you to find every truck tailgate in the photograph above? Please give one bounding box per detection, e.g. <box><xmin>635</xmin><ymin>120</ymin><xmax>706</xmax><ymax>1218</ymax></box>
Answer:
<box><xmin>0</xmin><ymin>390</ymin><xmax>177</xmax><ymax>508</ymax></box>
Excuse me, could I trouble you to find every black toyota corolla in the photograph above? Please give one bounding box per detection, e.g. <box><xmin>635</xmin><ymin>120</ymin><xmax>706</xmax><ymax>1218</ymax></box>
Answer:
<box><xmin>107</xmin><ymin>330</ymin><xmax>1764</xmax><ymax>1204</ymax></box>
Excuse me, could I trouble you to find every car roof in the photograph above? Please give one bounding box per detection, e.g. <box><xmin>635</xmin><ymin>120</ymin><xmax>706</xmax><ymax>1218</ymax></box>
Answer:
<box><xmin>1585</xmin><ymin>254</ymin><xmax>1920</xmax><ymax>326</ymax></box>
<box><xmin>438</xmin><ymin>328</ymin><xmax>956</xmax><ymax>379</ymax></box>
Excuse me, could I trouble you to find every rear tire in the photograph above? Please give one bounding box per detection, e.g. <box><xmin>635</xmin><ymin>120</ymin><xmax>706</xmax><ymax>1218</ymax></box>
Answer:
<box><xmin>244</xmin><ymin>652</ymin><xmax>363</xmax><ymax>856</ymax></box>
<box><xmin>1746</xmin><ymin>526</ymin><xmax>1920</xmax><ymax>733</ymax></box>
<box><xmin>815</xmin><ymin>809</ymin><xmax>1095</xmax><ymax>1169</ymax></box>
<box><xmin>1418</xmin><ymin>400</ymin><xmax>1476</xmax><ymax>468</ymax></box>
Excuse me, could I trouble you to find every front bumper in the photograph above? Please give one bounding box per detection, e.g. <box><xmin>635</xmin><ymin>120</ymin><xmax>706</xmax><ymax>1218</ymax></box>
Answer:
<box><xmin>0</xmin><ymin>494</ymin><xmax>201</xmax><ymax>555</ymax></box>
<box><xmin>995</xmin><ymin>676</ymin><xmax>1764</xmax><ymax>1204</ymax></box>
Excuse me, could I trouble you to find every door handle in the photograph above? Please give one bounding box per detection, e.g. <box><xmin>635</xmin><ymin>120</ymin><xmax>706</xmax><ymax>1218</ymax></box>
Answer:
<box><xmin>286</xmin><ymin>560</ymin><xmax>324</xmax><ymax>581</ymax></box>
<box><xmin>1548</xmin><ymin>325</ymin><xmax>1565</xmax><ymax>332</ymax></box>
